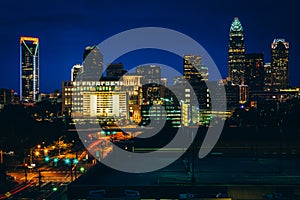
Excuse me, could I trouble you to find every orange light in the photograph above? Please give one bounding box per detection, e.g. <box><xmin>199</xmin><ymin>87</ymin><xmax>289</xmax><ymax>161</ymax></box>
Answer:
<box><xmin>35</xmin><ymin>151</ymin><xmax>40</xmax><ymax>156</ymax></box>
<box><xmin>20</xmin><ymin>36</ymin><xmax>39</xmax><ymax>44</ymax></box>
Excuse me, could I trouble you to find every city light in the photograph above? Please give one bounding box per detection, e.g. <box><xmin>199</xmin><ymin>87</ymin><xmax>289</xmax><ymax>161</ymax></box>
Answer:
<box><xmin>35</xmin><ymin>151</ymin><xmax>40</xmax><ymax>156</ymax></box>
<box><xmin>64</xmin><ymin>158</ymin><xmax>71</xmax><ymax>165</ymax></box>
<box><xmin>73</xmin><ymin>159</ymin><xmax>78</xmax><ymax>164</ymax></box>
<box><xmin>80</xmin><ymin>167</ymin><xmax>85</xmax><ymax>173</ymax></box>
<box><xmin>44</xmin><ymin>156</ymin><xmax>50</xmax><ymax>162</ymax></box>
<box><xmin>53</xmin><ymin>158</ymin><xmax>59</xmax><ymax>163</ymax></box>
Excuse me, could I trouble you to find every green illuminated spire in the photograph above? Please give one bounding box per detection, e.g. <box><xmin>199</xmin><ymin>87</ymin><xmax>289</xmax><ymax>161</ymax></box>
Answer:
<box><xmin>230</xmin><ymin>17</ymin><xmax>243</xmax><ymax>32</ymax></box>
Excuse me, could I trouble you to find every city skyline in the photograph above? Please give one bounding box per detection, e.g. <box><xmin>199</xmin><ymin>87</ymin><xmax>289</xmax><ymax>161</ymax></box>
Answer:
<box><xmin>0</xmin><ymin>0</ymin><xmax>299</xmax><ymax>93</ymax></box>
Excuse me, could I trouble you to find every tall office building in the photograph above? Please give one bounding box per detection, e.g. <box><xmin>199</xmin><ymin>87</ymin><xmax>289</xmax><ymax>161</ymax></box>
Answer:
<box><xmin>183</xmin><ymin>55</ymin><xmax>204</xmax><ymax>84</ymax></box>
<box><xmin>71</xmin><ymin>64</ymin><xmax>83</xmax><ymax>81</ymax></box>
<box><xmin>82</xmin><ymin>46</ymin><xmax>103</xmax><ymax>81</ymax></box>
<box><xmin>245</xmin><ymin>53</ymin><xmax>264</xmax><ymax>91</ymax></box>
<box><xmin>271</xmin><ymin>38</ymin><xmax>289</xmax><ymax>90</ymax></box>
<box><xmin>264</xmin><ymin>62</ymin><xmax>272</xmax><ymax>91</ymax></box>
<box><xmin>228</xmin><ymin>17</ymin><xmax>245</xmax><ymax>85</ymax></box>
<box><xmin>20</xmin><ymin>36</ymin><xmax>39</xmax><ymax>102</ymax></box>
<box><xmin>136</xmin><ymin>65</ymin><xmax>161</xmax><ymax>85</ymax></box>
<box><xmin>106</xmin><ymin>63</ymin><xmax>127</xmax><ymax>80</ymax></box>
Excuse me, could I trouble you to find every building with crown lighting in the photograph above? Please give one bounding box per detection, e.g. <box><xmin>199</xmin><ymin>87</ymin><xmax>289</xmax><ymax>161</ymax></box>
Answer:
<box><xmin>71</xmin><ymin>64</ymin><xmax>83</xmax><ymax>81</ymax></box>
<box><xmin>20</xmin><ymin>36</ymin><xmax>39</xmax><ymax>102</ymax></box>
<box><xmin>228</xmin><ymin>17</ymin><xmax>245</xmax><ymax>85</ymax></box>
<box><xmin>271</xmin><ymin>38</ymin><xmax>289</xmax><ymax>90</ymax></box>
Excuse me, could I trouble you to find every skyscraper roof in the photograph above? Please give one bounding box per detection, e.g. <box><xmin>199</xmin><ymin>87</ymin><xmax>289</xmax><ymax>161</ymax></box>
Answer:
<box><xmin>230</xmin><ymin>17</ymin><xmax>243</xmax><ymax>32</ymax></box>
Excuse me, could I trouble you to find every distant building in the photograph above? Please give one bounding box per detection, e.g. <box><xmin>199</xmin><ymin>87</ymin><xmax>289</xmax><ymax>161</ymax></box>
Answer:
<box><xmin>62</xmin><ymin>75</ymin><xmax>143</xmax><ymax>125</ymax></box>
<box><xmin>239</xmin><ymin>84</ymin><xmax>249</xmax><ymax>104</ymax></box>
<box><xmin>264</xmin><ymin>62</ymin><xmax>272</xmax><ymax>91</ymax></box>
<box><xmin>271</xmin><ymin>38</ymin><xmax>289</xmax><ymax>90</ymax></box>
<box><xmin>183</xmin><ymin>55</ymin><xmax>208</xmax><ymax>84</ymax></box>
<box><xmin>225</xmin><ymin>83</ymin><xmax>240</xmax><ymax>109</ymax></box>
<box><xmin>245</xmin><ymin>53</ymin><xmax>265</xmax><ymax>91</ymax></box>
<box><xmin>20</xmin><ymin>36</ymin><xmax>39</xmax><ymax>102</ymax></box>
<box><xmin>106</xmin><ymin>63</ymin><xmax>127</xmax><ymax>80</ymax></box>
<box><xmin>228</xmin><ymin>17</ymin><xmax>245</xmax><ymax>85</ymax></box>
<box><xmin>71</xmin><ymin>64</ymin><xmax>83</xmax><ymax>81</ymax></box>
<box><xmin>82</xmin><ymin>46</ymin><xmax>103</xmax><ymax>81</ymax></box>
<box><xmin>140</xmin><ymin>97</ymin><xmax>181</xmax><ymax>128</ymax></box>
<box><xmin>39</xmin><ymin>91</ymin><xmax>61</xmax><ymax>103</ymax></box>
<box><xmin>0</xmin><ymin>88</ymin><xmax>14</xmax><ymax>109</ymax></box>
<box><xmin>136</xmin><ymin>65</ymin><xmax>161</xmax><ymax>85</ymax></box>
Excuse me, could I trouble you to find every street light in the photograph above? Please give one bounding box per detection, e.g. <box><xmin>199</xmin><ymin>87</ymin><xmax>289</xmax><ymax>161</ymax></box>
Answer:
<box><xmin>44</xmin><ymin>156</ymin><xmax>50</xmax><ymax>162</ymax></box>
<box><xmin>64</xmin><ymin>158</ymin><xmax>71</xmax><ymax>165</ymax></box>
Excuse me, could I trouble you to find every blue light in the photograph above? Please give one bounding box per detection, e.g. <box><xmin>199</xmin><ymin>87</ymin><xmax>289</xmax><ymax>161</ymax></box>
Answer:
<box><xmin>64</xmin><ymin>158</ymin><xmax>70</xmax><ymax>165</ymax></box>
<box><xmin>45</xmin><ymin>156</ymin><xmax>50</xmax><ymax>162</ymax></box>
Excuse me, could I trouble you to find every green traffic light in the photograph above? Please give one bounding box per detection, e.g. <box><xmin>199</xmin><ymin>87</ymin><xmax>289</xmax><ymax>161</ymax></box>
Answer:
<box><xmin>73</xmin><ymin>159</ymin><xmax>78</xmax><ymax>164</ymax></box>
<box><xmin>52</xmin><ymin>187</ymin><xmax>58</xmax><ymax>191</ymax></box>
<box><xmin>45</xmin><ymin>156</ymin><xmax>50</xmax><ymax>162</ymax></box>
<box><xmin>53</xmin><ymin>158</ymin><xmax>59</xmax><ymax>163</ymax></box>
<box><xmin>80</xmin><ymin>167</ymin><xmax>85</xmax><ymax>173</ymax></box>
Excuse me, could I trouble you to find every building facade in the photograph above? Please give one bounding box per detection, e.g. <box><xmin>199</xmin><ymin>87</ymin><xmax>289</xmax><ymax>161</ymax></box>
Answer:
<box><xmin>71</xmin><ymin>64</ymin><xmax>83</xmax><ymax>81</ymax></box>
<box><xmin>82</xmin><ymin>46</ymin><xmax>103</xmax><ymax>81</ymax></box>
<box><xmin>20</xmin><ymin>36</ymin><xmax>39</xmax><ymax>102</ymax></box>
<box><xmin>271</xmin><ymin>38</ymin><xmax>289</xmax><ymax>90</ymax></box>
<box><xmin>245</xmin><ymin>53</ymin><xmax>265</xmax><ymax>91</ymax></box>
<box><xmin>228</xmin><ymin>17</ymin><xmax>245</xmax><ymax>85</ymax></box>
<box><xmin>183</xmin><ymin>55</ymin><xmax>208</xmax><ymax>83</ymax></box>
<box><xmin>106</xmin><ymin>63</ymin><xmax>127</xmax><ymax>80</ymax></box>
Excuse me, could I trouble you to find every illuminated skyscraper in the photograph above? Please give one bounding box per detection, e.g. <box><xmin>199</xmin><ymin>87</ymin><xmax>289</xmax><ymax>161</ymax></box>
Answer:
<box><xmin>264</xmin><ymin>62</ymin><xmax>272</xmax><ymax>91</ymax></box>
<box><xmin>82</xmin><ymin>46</ymin><xmax>103</xmax><ymax>81</ymax></box>
<box><xmin>228</xmin><ymin>17</ymin><xmax>245</xmax><ymax>85</ymax></box>
<box><xmin>71</xmin><ymin>64</ymin><xmax>83</xmax><ymax>81</ymax></box>
<box><xmin>183</xmin><ymin>55</ymin><xmax>204</xmax><ymax>84</ymax></box>
<box><xmin>271</xmin><ymin>38</ymin><xmax>289</xmax><ymax>90</ymax></box>
<box><xmin>20</xmin><ymin>36</ymin><xmax>39</xmax><ymax>102</ymax></box>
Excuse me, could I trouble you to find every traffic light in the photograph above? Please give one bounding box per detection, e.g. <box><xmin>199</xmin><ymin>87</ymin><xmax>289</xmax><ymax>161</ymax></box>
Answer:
<box><xmin>53</xmin><ymin>158</ymin><xmax>59</xmax><ymax>163</ymax></box>
<box><xmin>24</xmin><ymin>163</ymin><xmax>28</xmax><ymax>168</ymax></box>
<box><xmin>64</xmin><ymin>158</ymin><xmax>70</xmax><ymax>165</ymax></box>
<box><xmin>52</xmin><ymin>187</ymin><xmax>58</xmax><ymax>191</ymax></box>
<box><xmin>73</xmin><ymin>159</ymin><xmax>78</xmax><ymax>164</ymax></box>
<box><xmin>79</xmin><ymin>166</ymin><xmax>85</xmax><ymax>173</ymax></box>
<box><xmin>44</xmin><ymin>156</ymin><xmax>50</xmax><ymax>162</ymax></box>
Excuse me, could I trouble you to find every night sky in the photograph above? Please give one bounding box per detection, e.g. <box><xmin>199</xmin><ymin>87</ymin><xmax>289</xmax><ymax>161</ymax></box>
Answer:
<box><xmin>0</xmin><ymin>0</ymin><xmax>299</xmax><ymax>93</ymax></box>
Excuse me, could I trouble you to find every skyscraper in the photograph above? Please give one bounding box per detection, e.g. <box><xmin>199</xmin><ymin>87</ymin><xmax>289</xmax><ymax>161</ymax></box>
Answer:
<box><xmin>264</xmin><ymin>62</ymin><xmax>272</xmax><ymax>91</ymax></box>
<box><xmin>71</xmin><ymin>64</ymin><xmax>83</xmax><ymax>81</ymax></box>
<box><xmin>106</xmin><ymin>63</ymin><xmax>127</xmax><ymax>80</ymax></box>
<box><xmin>82</xmin><ymin>45</ymin><xmax>103</xmax><ymax>81</ymax></box>
<box><xmin>20</xmin><ymin>36</ymin><xmax>39</xmax><ymax>102</ymax></box>
<box><xmin>271</xmin><ymin>38</ymin><xmax>289</xmax><ymax>90</ymax></box>
<box><xmin>136</xmin><ymin>65</ymin><xmax>161</xmax><ymax>84</ymax></box>
<box><xmin>245</xmin><ymin>53</ymin><xmax>265</xmax><ymax>91</ymax></box>
<box><xmin>228</xmin><ymin>17</ymin><xmax>245</xmax><ymax>85</ymax></box>
<box><xmin>183</xmin><ymin>55</ymin><xmax>203</xmax><ymax>84</ymax></box>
